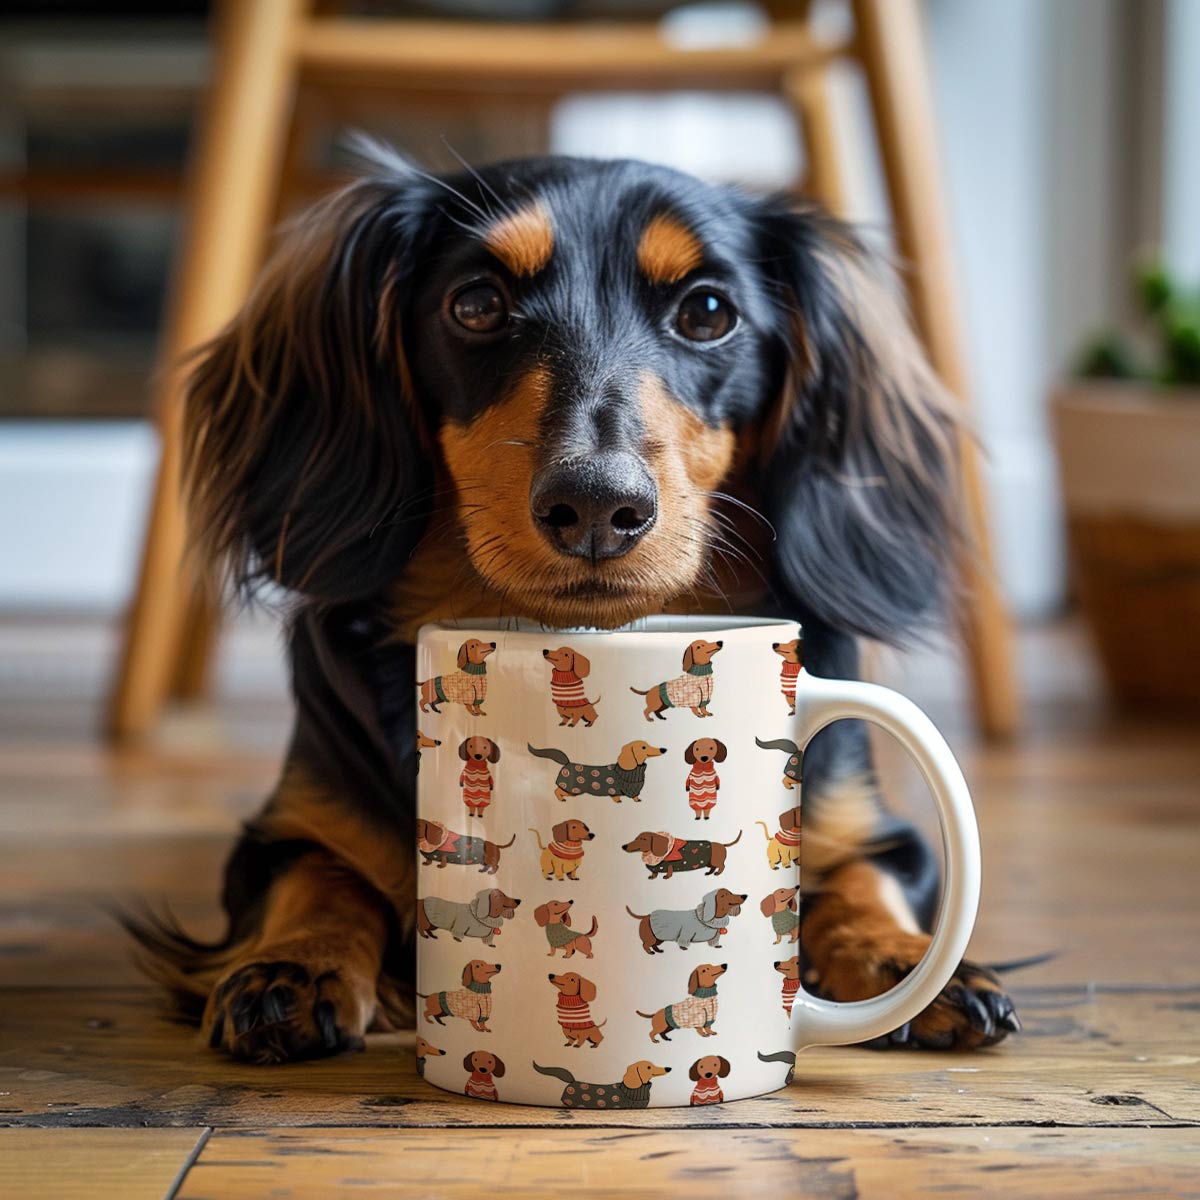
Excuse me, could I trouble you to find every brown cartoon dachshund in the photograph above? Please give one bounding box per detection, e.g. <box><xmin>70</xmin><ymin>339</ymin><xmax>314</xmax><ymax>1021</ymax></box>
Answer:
<box><xmin>775</xmin><ymin>956</ymin><xmax>801</xmax><ymax>1018</ymax></box>
<box><xmin>757</xmin><ymin>807</ymin><xmax>802</xmax><ymax>870</ymax></box>
<box><xmin>621</xmin><ymin>829</ymin><xmax>742</xmax><ymax>879</ymax></box>
<box><xmin>533</xmin><ymin>1060</ymin><xmax>670</xmax><ymax>1108</ymax></box>
<box><xmin>417</xmin><ymin>639</ymin><xmax>495</xmax><ymax>715</ymax></box>
<box><xmin>416</xmin><ymin>888</ymin><xmax>521</xmax><ymax>945</ymax></box>
<box><xmin>760</xmin><ymin>885</ymin><xmax>801</xmax><ymax>944</ymax></box>
<box><xmin>637</xmin><ymin>963</ymin><xmax>726</xmax><ymax>1042</ymax></box>
<box><xmin>684</xmin><ymin>738</ymin><xmax>726</xmax><ymax>819</ymax></box>
<box><xmin>416</xmin><ymin>730</ymin><xmax>441</xmax><ymax>773</ymax></box>
<box><xmin>458</xmin><ymin>736</ymin><xmax>500</xmax><ymax>818</ymax></box>
<box><xmin>773</xmin><ymin>637</ymin><xmax>804</xmax><ymax>715</ymax></box>
<box><xmin>631</xmin><ymin>639</ymin><xmax>723</xmax><ymax>720</ymax></box>
<box><xmin>419</xmin><ymin>959</ymin><xmax>501</xmax><ymax>1031</ymax></box>
<box><xmin>548</xmin><ymin>972</ymin><xmax>606</xmax><ymax>1048</ymax></box>
<box><xmin>528</xmin><ymin>741</ymin><xmax>665</xmax><ymax>803</ymax></box>
<box><xmin>463</xmin><ymin>1049</ymin><xmax>504</xmax><ymax>1101</ymax></box>
<box><xmin>534</xmin><ymin>899</ymin><xmax>598</xmax><ymax>958</ymax></box>
<box><xmin>416</xmin><ymin>818</ymin><xmax>515</xmax><ymax>873</ymax></box>
<box><xmin>689</xmin><ymin>1055</ymin><xmax>731</xmax><ymax>1105</ymax></box>
<box><xmin>415</xmin><ymin>1036</ymin><xmax>445</xmax><ymax>1078</ymax></box>
<box><xmin>530</xmin><ymin>819</ymin><xmax>595</xmax><ymax>881</ymax></box>
<box><xmin>627</xmin><ymin>889</ymin><xmax>746</xmax><ymax>954</ymax></box>
<box><xmin>543</xmin><ymin>646</ymin><xmax>601</xmax><ymax>726</ymax></box>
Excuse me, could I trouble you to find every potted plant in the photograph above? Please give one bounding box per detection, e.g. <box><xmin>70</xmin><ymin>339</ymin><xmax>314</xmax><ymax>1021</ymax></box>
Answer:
<box><xmin>1053</xmin><ymin>264</ymin><xmax>1200</xmax><ymax>706</ymax></box>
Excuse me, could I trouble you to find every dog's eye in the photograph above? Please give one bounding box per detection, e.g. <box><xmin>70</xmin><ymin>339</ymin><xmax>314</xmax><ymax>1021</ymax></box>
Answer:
<box><xmin>451</xmin><ymin>283</ymin><xmax>508</xmax><ymax>333</ymax></box>
<box><xmin>676</xmin><ymin>289</ymin><xmax>736</xmax><ymax>342</ymax></box>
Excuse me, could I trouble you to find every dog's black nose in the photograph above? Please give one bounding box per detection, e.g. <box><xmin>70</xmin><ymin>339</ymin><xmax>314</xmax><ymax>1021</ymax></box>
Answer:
<box><xmin>530</xmin><ymin>453</ymin><xmax>657</xmax><ymax>560</ymax></box>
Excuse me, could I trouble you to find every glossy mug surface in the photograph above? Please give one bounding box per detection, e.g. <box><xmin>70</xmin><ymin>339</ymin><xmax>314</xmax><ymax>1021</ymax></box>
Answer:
<box><xmin>414</xmin><ymin>616</ymin><xmax>979</xmax><ymax>1108</ymax></box>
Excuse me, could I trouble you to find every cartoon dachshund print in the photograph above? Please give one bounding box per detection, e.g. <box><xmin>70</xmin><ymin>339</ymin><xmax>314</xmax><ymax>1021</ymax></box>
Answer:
<box><xmin>415</xmin><ymin>730</ymin><xmax>441</xmax><ymax>773</ymax></box>
<box><xmin>528</xmin><ymin>741</ymin><xmax>665</xmax><ymax>803</ymax></box>
<box><xmin>757</xmin><ymin>1050</ymin><xmax>796</xmax><ymax>1087</ymax></box>
<box><xmin>415</xmin><ymin>1036</ymin><xmax>445</xmax><ymax>1078</ymax></box>
<box><xmin>458</xmin><ymin>736</ymin><xmax>500</xmax><ymax>817</ymax></box>
<box><xmin>756</xmin><ymin>736</ymin><xmax>803</xmax><ymax>790</ymax></box>
<box><xmin>417</xmin><ymin>639</ymin><xmax>495</xmax><ymax>715</ymax></box>
<box><xmin>772</xmin><ymin>637</ymin><xmax>804</xmax><ymax>715</ymax></box>
<box><xmin>631</xmin><ymin>639</ymin><xmax>723</xmax><ymax>720</ymax></box>
<box><xmin>684</xmin><ymin>738</ymin><xmax>726</xmax><ymax>819</ymax></box>
<box><xmin>543</xmin><ymin>646</ymin><xmax>601</xmax><ymax>726</ymax></box>
<box><xmin>416</xmin><ymin>888</ymin><xmax>521</xmax><ymax>945</ymax></box>
<box><xmin>534</xmin><ymin>899</ymin><xmax>597</xmax><ymax>958</ymax></box>
<box><xmin>533</xmin><ymin>1060</ymin><xmax>670</xmax><ymax>1109</ymax></box>
<box><xmin>775</xmin><ymin>956</ymin><xmax>801</xmax><ymax>1018</ymax></box>
<box><xmin>530</xmin><ymin>820</ymin><xmax>595</xmax><ymax>881</ymax></box>
<box><xmin>463</xmin><ymin>1050</ymin><xmax>504</xmax><ymax>1100</ymax></box>
<box><xmin>416</xmin><ymin>818</ymin><xmax>515</xmax><ymax>873</ymax></box>
<box><xmin>621</xmin><ymin>829</ymin><xmax>742</xmax><ymax>879</ymax></box>
<box><xmin>757</xmin><ymin>807</ymin><xmax>802</xmax><ymax>870</ymax></box>
<box><xmin>637</xmin><ymin>963</ymin><xmax>726</xmax><ymax>1042</ymax></box>
<box><xmin>761</xmin><ymin>885</ymin><xmax>801</xmax><ymax>944</ymax></box>
<box><xmin>689</xmin><ymin>1055</ymin><xmax>731</xmax><ymax>1105</ymax></box>
<box><xmin>548</xmin><ymin>972</ymin><xmax>606</xmax><ymax>1048</ymax></box>
<box><xmin>626</xmin><ymin>888</ymin><xmax>746</xmax><ymax>954</ymax></box>
<box><xmin>419</xmin><ymin>960</ymin><xmax>501</xmax><ymax>1031</ymax></box>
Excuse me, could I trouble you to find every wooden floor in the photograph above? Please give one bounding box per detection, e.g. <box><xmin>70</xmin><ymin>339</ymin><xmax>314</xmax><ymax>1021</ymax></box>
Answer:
<box><xmin>1</xmin><ymin>617</ymin><xmax>1197</xmax><ymax>1197</ymax></box>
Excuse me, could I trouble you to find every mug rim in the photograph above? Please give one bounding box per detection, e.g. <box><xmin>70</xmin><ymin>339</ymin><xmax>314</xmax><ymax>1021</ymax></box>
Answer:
<box><xmin>417</xmin><ymin>614</ymin><xmax>797</xmax><ymax>638</ymax></box>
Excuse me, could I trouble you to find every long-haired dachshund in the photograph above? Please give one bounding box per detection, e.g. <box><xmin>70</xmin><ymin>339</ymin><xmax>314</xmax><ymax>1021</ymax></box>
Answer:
<box><xmin>123</xmin><ymin>145</ymin><xmax>1018</xmax><ymax>1062</ymax></box>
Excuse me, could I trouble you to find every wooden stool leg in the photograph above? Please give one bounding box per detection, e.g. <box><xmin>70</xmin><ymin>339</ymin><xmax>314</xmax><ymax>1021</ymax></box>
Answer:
<box><xmin>107</xmin><ymin>0</ymin><xmax>306</xmax><ymax>741</ymax></box>
<box><xmin>853</xmin><ymin>0</ymin><xmax>1020</xmax><ymax>738</ymax></box>
<box><xmin>784</xmin><ymin>63</ymin><xmax>846</xmax><ymax>215</ymax></box>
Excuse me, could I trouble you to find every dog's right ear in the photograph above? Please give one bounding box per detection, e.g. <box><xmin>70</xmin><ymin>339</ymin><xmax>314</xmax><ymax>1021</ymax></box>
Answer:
<box><xmin>572</xmin><ymin>649</ymin><xmax>591</xmax><ymax>678</ymax></box>
<box><xmin>462</xmin><ymin>1053</ymin><xmax>476</xmax><ymax>1071</ymax></box>
<box><xmin>487</xmin><ymin>740</ymin><xmax>501</xmax><ymax>764</ymax></box>
<box><xmin>683</xmin><ymin>741</ymin><xmax>696</xmax><ymax>765</ymax></box>
<box><xmin>458</xmin><ymin>739</ymin><xmax>471</xmax><ymax>761</ymax></box>
<box><xmin>759</xmin><ymin>893</ymin><xmax>775</xmax><ymax>917</ymax></box>
<box><xmin>533</xmin><ymin>903</ymin><xmax>550</xmax><ymax>927</ymax></box>
<box><xmin>551</xmin><ymin>820</ymin><xmax>567</xmax><ymax>843</ymax></box>
<box><xmin>682</xmin><ymin>642</ymin><xmax>695</xmax><ymax>670</ymax></box>
<box><xmin>457</xmin><ymin>642</ymin><xmax>470</xmax><ymax>670</ymax></box>
<box><xmin>688</xmin><ymin>1060</ymin><xmax>701</xmax><ymax>1081</ymax></box>
<box><xmin>687</xmin><ymin>967</ymin><xmax>700</xmax><ymax>994</ymax></box>
<box><xmin>461</xmin><ymin>962</ymin><xmax>473</xmax><ymax>986</ymax></box>
<box><xmin>183</xmin><ymin>160</ymin><xmax>437</xmax><ymax>601</ymax></box>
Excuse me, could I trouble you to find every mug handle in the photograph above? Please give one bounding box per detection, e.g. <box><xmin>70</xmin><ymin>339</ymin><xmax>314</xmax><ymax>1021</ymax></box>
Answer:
<box><xmin>790</xmin><ymin>674</ymin><xmax>981</xmax><ymax>1049</ymax></box>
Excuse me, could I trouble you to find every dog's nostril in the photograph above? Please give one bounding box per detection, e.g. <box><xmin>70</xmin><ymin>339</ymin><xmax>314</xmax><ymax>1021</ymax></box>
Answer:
<box><xmin>544</xmin><ymin>503</ymin><xmax>580</xmax><ymax>529</ymax></box>
<box><xmin>611</xmin><ymin>505</ymin><xmax>644</xmax><ymax>532</ymax></box>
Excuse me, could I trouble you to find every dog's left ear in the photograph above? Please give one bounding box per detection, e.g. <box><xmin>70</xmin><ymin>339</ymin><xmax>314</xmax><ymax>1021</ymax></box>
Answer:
<box><xmin>682</xmin><ymin>642</ymin><xmax>695</xmax><ymax>670</ymax></box>
<box><xmin>579</xmin><ymin>977</ymin><xmax>597</xmax><ymax>1003</ymax></box>
<box><xmin>753</xmin><ymin>201</ymin><xmax>963</xmax><ymax>643</ymax></box>
<box><xmin>457</xmin><ymin>642</ymin><xmax>470</xmax><ymax>670</ymax></box>
<box><xmin>572</xmin><ymin>649</ymin><xmax>591</xmax><ymax>678</ymax></box>
<box><xmin>487</xmin><ymin>740</ymin><xmax>501</xmax><ymax>764</ymax></box>
<box><xmin>717</xmin><ymin>1057</ymin><xmax>731</xmax><ymax>1078</ymax></box>
<box><xmin>491</xmin><ymin>1055</ymin><xmax>506</xmax><ymax>1078</ymax></box>
<box><xmin>687</xmin><ymin>967</ymin><xmax>700</xmax><ymax>994</ymax></box>
<box><xmin>713</xmin><ymin>740</ymin><xmax>728</xmax><ymax>763</ymax></box>
<box><xmin>759</xmin><ymin>893</ymin><xmax>775</xmax><ymax>917</ymax></box>
<box><xmin>183</xmin><ymin>154</ymin><xmax>436</xmax><ymax>600</ymax></box>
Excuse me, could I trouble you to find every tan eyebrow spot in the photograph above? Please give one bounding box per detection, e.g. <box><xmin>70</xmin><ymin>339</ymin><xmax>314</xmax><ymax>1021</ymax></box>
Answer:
<box><xmin>483</xmin><ymin>203</ymin><xmax>554</xmax><ymax>277</ymax></box>
<box><xmin>637</xmin><ymin>214</ymin><xmax>704</xmax><ymax>285</ymax></box>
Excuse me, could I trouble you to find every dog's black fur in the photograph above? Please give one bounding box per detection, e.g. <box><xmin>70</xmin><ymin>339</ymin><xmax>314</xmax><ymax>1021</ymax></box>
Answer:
<box><xmin>124</xmin><ymin>149</ymin><xmax>1017</xmax><ymax>1062</ymax></box>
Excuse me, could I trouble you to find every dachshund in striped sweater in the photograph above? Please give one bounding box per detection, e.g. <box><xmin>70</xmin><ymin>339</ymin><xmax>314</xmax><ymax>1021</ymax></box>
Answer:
<box><xmin>548</xmin><ymin>972</ymin><xmax>606</xmax><ymax>1047</ymax></box>
<box><xmin>542</xmin><ymin>646</ymin><xmax>601</xmax><ymax>726</ymax></box>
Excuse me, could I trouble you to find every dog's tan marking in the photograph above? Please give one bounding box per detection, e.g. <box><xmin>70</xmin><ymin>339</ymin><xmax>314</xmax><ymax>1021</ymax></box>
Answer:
<box><xmin>483</xmin><ymin>203</ymin><xmax>554</xmax><ymax>277</ymax></box>
<box><xmin>637</xmin><ymin>214</ymin><xmax>703</xmax><ymax>285</ymax></box>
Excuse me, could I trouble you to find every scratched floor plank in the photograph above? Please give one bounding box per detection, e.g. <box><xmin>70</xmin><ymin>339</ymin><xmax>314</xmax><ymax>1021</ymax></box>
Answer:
<box><xmin>0</xmin><ymin>1127</ymin><xmax>206</xmax><ymax>1200</ymax></box>
<box><xmin>175</xmin><ymin>1127</ymin><xmax>1200</xmax><ymax>1199</ymax></box>
<box><xmin>1</xmin><ymin>986</ymin><xmax>1196</xmax><ymax>1129</ymax></box>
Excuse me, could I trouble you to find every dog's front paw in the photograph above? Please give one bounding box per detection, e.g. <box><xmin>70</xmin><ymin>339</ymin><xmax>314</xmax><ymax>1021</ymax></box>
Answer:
<box><xmin>204</xmin><ymin>955</ymin><xmax>373</xmax><ymax>1064</ymax></box>
<box><xmin>809</xmin><ymin>929</ymin><xmax>1021</xmax><ymax>1050</ymax></box>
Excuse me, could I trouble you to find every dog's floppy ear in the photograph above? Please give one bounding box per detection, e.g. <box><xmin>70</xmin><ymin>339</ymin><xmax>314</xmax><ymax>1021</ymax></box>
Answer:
<box><xmin>533</xmin><ymin>903</ymin><xmax>550</xmax><ymax>928</ymax></box>
<box><xmin>687</xmin><ymin>967</ymin><xmax>700</xmax><ymax>994</ymax></box>
<box><xmin>616</xmin><ymin>743</ymin><xmax>638</xmax><ymax>771</ymax></box>
<box><xmin>470</xmin><ymin>891</ymin><xmax>490</xmax><ymax>921</ymax></box>
<box><xmin>650</xmin><ymin>832</ymin><xmax>670</xmax><ymax>859</ymax></box>
<box><xmin>683</xmin><ymin>741</ymin><xmax>696</xmax><ymax>765</ymax></box>
<box><xmin>759</xmin><ymin>893</ymin><xmax>776</xmax><ymax>917</ymax></box>
<box><xmin>183</xmin><ymin>157</ymin><xmax>437</xmax><ymax>601</ymax></box>
<box><xmin>571</xmin><ymin>649</ymin><xmax>591</xmax><ymax>678</ymax></box>
<box><xmin>713</xmin><ymin>740</ymin><xmax>728</xmax><ymax>763</ymax></box>
<box><xmin>561</xmin><ymin>908</ymin><xmax>572</xmax><ymax>928</ymax></box>
<box><xmin>458</xmin><ymin>739</ymin><xmax>471</xmax><ymax>761</ymax></box>
<box><xmin>462</xmin><ymin>962</ymin><xmax>473</xmax><ymax>986</ymax></box>
<box><xmin>753</xmin><ymin>200</ymin><xmax>963</xmax><ymax>643</ymax></box>
<box><xmin>457</xmin><ymin>642</ymin><xmax>470</xmax><ymax>670</ymax></box>
<box><xmin>579</xmin><ymin>976</ymin><xmax>597</xmax><ymax>1003</ymax></box>
<box><xmin>487</xmin><ymin>740</ymin><xmax>501</xmax><ymax>764</ymax></box>
<box><xmin>551</xmin><ymin>820</ymin><xmax>567</xmax><ymax>843</ymax></box>
<box><xmin>688</xmin><ymin>1060</ymin><xmax>702</xmax><ymax>1082</ymax></box>
<box><xmin>491</xmin><ymin>1055</ymin><xmax>506</xmax><ymax>1078</ymax></box>
<box><xmin>462</xmin><ymin>1052</ymin><xmax>476</xmax><ymax>1071</ymax></box>
<box><xmin>717</xmin><ymin>1057</ymin><xmax>731</xmax><ymax>1078</ymax></box>
<box><xmin>682</xmin><ymin>642</ymin><xmax>695</xmax><ymax>670</ymax></box>
<box><xmin>700</xmin><ymin>891</ymin><xmax>718</xmax><ymax>923</ymax></box>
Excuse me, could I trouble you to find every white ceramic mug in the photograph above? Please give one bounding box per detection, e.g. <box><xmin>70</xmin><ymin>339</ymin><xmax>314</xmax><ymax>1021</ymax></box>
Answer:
<box><xmin>414</xmin><ymin>616</ymin><xmax>979</xmax><ymax>1108</ymax></box>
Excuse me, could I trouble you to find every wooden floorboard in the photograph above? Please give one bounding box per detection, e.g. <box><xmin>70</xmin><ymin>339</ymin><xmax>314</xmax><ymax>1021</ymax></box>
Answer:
<box><xmin>175</xmin><ymin>1127</ymin><xmax>1200</xmax><ymax>1199</ymax></box>
<box><xmin>1</xmin><ymin>617</ymin><xmax>1197</xmax><ymax>1195</ymax></box>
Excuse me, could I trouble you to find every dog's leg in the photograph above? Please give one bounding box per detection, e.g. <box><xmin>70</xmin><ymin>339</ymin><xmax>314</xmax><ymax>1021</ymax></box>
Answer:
<box><xmin>204</xmin><ymin>849</ymin><xmax>387</xmax><ymax>1063</ymax></box>
<box><xmin>798</xmin><ymin>622</ymin><xmax>1020</xmax><ymax>1050</ymax></box>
